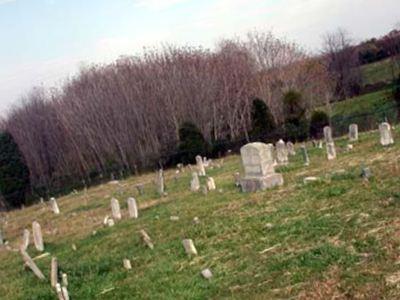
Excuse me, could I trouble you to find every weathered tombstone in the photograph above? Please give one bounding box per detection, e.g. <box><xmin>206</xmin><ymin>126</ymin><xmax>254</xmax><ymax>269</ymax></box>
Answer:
<box><xmin>323</xmin><ymin>126</ymin><xmax>333</xmax><ymax>143</ymax></box>
<box><xmin>206</xmin><ymin>177</ymin><xmax>216</xmax><ymax>191</ymax></box>
<box><xmin>233</xmin><ymin>172</ymin><xmax>241</xmax><ymax>187</ymax></box>
<box><xmin>62</xmin><ymin>273</ymin><xmax>68</xmax><ymax>287</ymax></box>
<box><xmin>239</xmin><ymin>142</ymin><xmax>284</xmax><ymax>192</ymax></box>
<box><xmin>190</xmin><ymin>172</ymin><xmax>200</xmax><ymax>192</ymax></box>
<box><xmin>110</xmin><ymin>198</ymin><xmax>122</xmax><ymax>220</ymax></box>
<box><xmin>21</xmin><ymin>229</ymin><xmax>30</xmax><ymax>251</ymax></box>
<box><xmin>135</xmin><ymin>184</ymin><xmax>144</xmax><ymax>195</ymax></box>
<box><xmin>201</xmin><ymin>268</ymin><xmax>213</xmax><ymax>279</ymax></box>
<box><xmin>326</xmin><ymin>142</ymin><xmax>337</xmax><ymax>160</ymax></box>
<box><xmin>196</xmin><ymin>155</ymin><xmax>206</xmax><ymax>176</ymax></box>
<box><xmin>56</xmin><ymin>284</ymin><xmax>63</xmax><ymax>299</ymax></box>
<box><xmin>361</xmin><ymin>166</ymin><xmax>372</xmax><ymax>180</ymax></box>
<box><xmin>349</xmin><ymin>124</ymin><xmax>358</xmax><ymax>142</ymax></box>
<box><xmin>51</xmin><ymin>257</ymin><xmax>58</xmax><ymax>288</ymax></box>
<box><xmin>49</xmin><ymin>197</ymin><xmax>60</xmax><ymax>215</ymax></box>
<box><xmin>182</xmin><ymin>239</ymin><xmax>198</xmax><ymax>256</ymax></box>
<box><xmin>0</xmin><ymin>230</ymin><xmax>3</xmax><ymax>245</ymax></box>
<box><xmin>379</xmin><ymin>122</ymin><xmax>394</xmax><ymax>146</ymax></box>
<box><xmin>155</xmin><ymin>169</ymin><xmax>165</xmax><ymax>196</ymax></box>
<box><xmin>62</xmin><ymin>286</ymin><xmax>70</xmax><ymax>300</ymax></box>
<box><xmin>127</xmin><ymin>197</ymin><xmax>138</xmax><ymax>219</ymax></box>
<box><xmin>140</xmin><ymin>229</ymin><xmax>154</xmax><ymax>249</ymax></box>
<box><xmin>32</xmin><ymin>221</ymin><xmax>44</xmax><ymax>251</ymax></box>
<box><xmin>177</xmin><ymin>163</ymin><xmax>184</xmax><ymax>173</ymax></box>
<box><xmin>275</xmin><ymin>139</ymin><xmax>289</xmax><ymax>165</ymax></box>
<box><xmin>123</xmin><ymin>259</ymin><xmax>132</xmax><ymax>270</ymax></box>
<box><xmin>286</xmin><ymin>141</ymin><xmax>296</xmax><ymax>156</ymax></box>
<box><xmin>107</xmin><ymin>218</ymin><xmax>115</xmax><ymax>227</ymax></box>
<box><xmin>300</xmin><ymin>144</ymin><xmax>310</xmax><ymax>166</ymax></box>
<box><xmin>318</xmin><ymin>140</ymin><xmax>323</xmax><ymax>149</ymax></box>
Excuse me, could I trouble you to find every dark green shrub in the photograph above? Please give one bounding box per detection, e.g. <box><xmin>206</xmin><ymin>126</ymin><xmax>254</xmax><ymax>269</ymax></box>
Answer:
<box><xmin>394</xmin><ymin>73</ymin><xmax>400</xmax><ymax>117</ymax></box>
<box><xmin>310</xmin><ymin>110</ymin><xmax>329</xmax><ymax>139</ymax></box>
<box><xmin>177</xmin><ymin>122</ymin><xmax>208</xmax><ymax>164</ymax></box>
<box><xmin>250</xmin><ymin>98</ymin><xmax>276</xmax><ymax>141</ymax></box>
<box><xmin>0</xmin><ymin>132</ymin><xmax>30</xmax><ymax>208</ymax></box>
<box><xmin>283</xmin><ymin>90</ymin><xmax>309</xmax><ymax>141</ymax></box>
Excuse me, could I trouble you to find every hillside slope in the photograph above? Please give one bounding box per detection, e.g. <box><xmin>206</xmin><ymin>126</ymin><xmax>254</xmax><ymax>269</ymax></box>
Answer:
<box><xmin>1</xmin><ymin>128</ymin><xmax>400</xmax><ymax>299</ymax></box>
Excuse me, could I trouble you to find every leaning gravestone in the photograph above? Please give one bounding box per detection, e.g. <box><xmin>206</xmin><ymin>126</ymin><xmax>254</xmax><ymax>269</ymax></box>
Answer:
<box><xmin>190</xmin><ymin>172</ymin><xmax>200</xmax><ymax>192</ymax></box>
<box><xmin>300</xmin><ymin>144</ymin><xmax>310</xmax><ymax>166</ymax></box>
<box><xmin>286</xmin><ymin>141</ymin><xmax>296</xmax><ymax>156</ymax></box>
<box><xmin>49</xmin><ymin>197</ymin><xmax>60</xmax><ymax>215</ymax></box>
<box><xmin>196</xmin><ymin>155</ymin><xmax>206</xmax><ymax>176</ymax></box>
<box><xmin>239</xmin><ymin>142</ymin><xmax>284</xmax><ymax>192</ymax></box>
<box><xmin>21</xmin><ymin>229</ymin><xmax>30</xmax><ymax>251</ymax></box>
<box><xmin>127</xmin><ymin>197</ymin><xmax>138</xmax><ymax>219</ymax></box>
<box><xmin>349</xmin><ymin>124</ymin><xmax>358</xmax><ymax>142</ymax></box>
<box><xmin>32</xmin><ymin>221</ymin><xmax>44</xmax><ymax>252</ymax></box>
<box><xmin>182</xmin><ymin>239</ymin><xmax>198</xmax><ymax>256</ymax></box>
<box><xmin>111</xmin><ymin>198</ymin><xmax>122</xmax><ymax>220</ymax></box>
<box><xmin>379</xmin><ymin>122</ymin><xmax>394</xmax><ymax>146</ymax></box>
<box><xmin>276</xmin><ymin>139</ymin><xmax>289</xmax><ymax>165</ymax></box>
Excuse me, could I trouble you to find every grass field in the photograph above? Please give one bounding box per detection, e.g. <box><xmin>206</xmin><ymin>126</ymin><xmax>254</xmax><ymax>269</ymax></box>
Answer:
<box><xmin>361</xmin><ymin>58</ymin><xmax>400</xmax><ymax>86</ymax></box>
<box><xmin>1</xmin><ymin>128</ymin><xmax>400</xmax><ymax>299</ymax></box>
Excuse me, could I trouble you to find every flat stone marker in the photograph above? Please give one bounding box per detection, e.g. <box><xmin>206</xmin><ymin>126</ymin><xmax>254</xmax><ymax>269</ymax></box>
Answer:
<box><xmin>32</xmin><ymin>221</ymin><xmax>44</xmax><ymax>252</ymax></box>
<box><xmin>51</xmin><ymin>257</ymin><xmax>58</xmax><ymax>288</ymax></box>
<box><xmin>286</xmin><ymin>141</ymin><xmax>296</xmax><ymax>156</ymax></box>
<box><xmin>190</xmin><ymin>172</ymin><xmax>200</xmax><ymax>192</ymax></box>
<box><xmin>349</xmin><ymin>124</ymin><xmax>358</xmax><ymax>142</ymax></box>
<box><xmin>201</xmin><ymin>268</ymin><xmax>213</xmax><ymax>279</ymax></box>
<box><xmin>206</xmin><ymin>177</ymin><xmax>216</xmax><ymax>191</ymax></box>
<box><xmin>303</xmin><ymin>177</ymin><xmax>319</xmax><ymax>184</ymax></box>
<box><xmin>170</xmin><ymin>216</ymin><xmax>180</xmax><ymax>221</ymax></box>
<box><xmin>127</xmin><ymin>197</ymin><xmax>138</xmax><ymax>219</ymax></box>
<box><xmin>379</xmin><ymin>122</ymin><xmax>394</xmax><ymax>146</ymax></box>
<box><xmin>110</xmin><ymin>198</ymin><xmax>122</xmax><ymax>220</ymax></box>
<box><xmin>276</xmin><ymin>139</ymin><xmax>289</xmax><ymax>165</ymax></box>
<box><xmin>239</xmin><ymin>142</ymin><xmax>284</xmax><ymax>192</ymax></box>
<box><xmin>326</xmin><ymin>142</ymin><xmax>337</xmax><ymax>160</ymax></box>
<box><xmin>300</xmin><ymin>144</ymin><xmax>309</xmax><ymax>166</ymax></box>
<box><xmin>140</xmin><ymin>229</ymin><xmax>154</xmax><ymax>249</ymax></box>
<box><xmin>182</xmin><ymin>239</ymin><xmax>198</xmax><ymax>256</ymax></box>
<box><xmin>323</xmin><ymin>126</ymin><xmax>333</xmax><ymax>143</ymax></box>
<box><xmin>49</xmin><ymin>197</ymin><xmax>60</xmax><ymax>215</ymax></box>
<box><xmin>123</xmin><ymin>259</ymin><xmax>132</xmax><ymax>270</ymax></box>
<box><xmin>196</xmin><ymin>155</ymin><xmax>206</xmax><ymax>176</ymax></box>
<box><xmin>21</xmin><ymin>229</ymin><xmax>30</xmax><ymax>251</ymax></box>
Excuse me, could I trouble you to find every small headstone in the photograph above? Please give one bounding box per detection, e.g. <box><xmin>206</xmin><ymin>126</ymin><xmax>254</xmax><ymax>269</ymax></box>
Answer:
<box><xmin>379</xmin><ymin>122</ymin><xmax>394</xmax><ymax>146</ymax></box>
<box><xmin>21</xmin><ymin>229</ymin><xmax>30</xmax><ymax>251</ymax></box>
<box><xmin>177</xmin><ymin>163</ymin><xmax>184</xmax><ymax>173</ymax></box>
<box><xmin>276</xmin><ymin>139</ymin><xmax>289</xmax><ymax>165</ymax></box>
<box><xmin>50</xmin><ymin>197</ymin><xmax>60</xmax><ymax>215</ymax></box>
<box><xmin>201</xmin><ymin>268</ymin><xmax>213</xmax><ymax>279</ymax></box>
<box><xmin>239</xmin><ymin>142</ymin><xmax>284</xmax><ymax>192</ymax></box>
<box><xmin>140</xmin><ymin>229</ymin><xmax>154</xmax><ymax>249</ymax></box>
<box><xmin>196</xmin><ymin>155</ymin><xmax>206</xmax><ymax>176</ymax></box>
<box><xmin>170</xmin><ymin>216</ymin><xmax>179</xmax><ymax>221</ymax></box>
<box><xmin>346</xmin><ymin>144</ymin><xmax>353</xmax><ymax>151</ymax></box>
<box><xmin>62</xmin><ymin>273</ymin><xmax>68</xmax><ymax>287</ymax></box>
<box><xmin>110</xmin><ymin>198</ymin><xmax>122</xmax><ymax>220</ymax></box>
<box><xmin>326</xmin><ymin>142</ymin><xmax>337</xmax><ymax>160</ymax></box>
<box><xmin>286</xmin><ymin>141</ymin><xmax>296</xmax><ymax>156</ymax></box>
<box><xmin>233</xmin><ymin>172</ymin><xmax>241</xmax><ymax>187</ymax></box>
<box><xmin>155</xmin><ymin>169</ymin><xmax>165</xmax><ymax>196</ymax></box>
<box><xmin>71</xmin><ymin>244</ymin><xmax>77</xmax><ymax>251</ymax></box>
<box><xmin>193</xmin><ymin>217</ymin><xmax>200</xmax><ymax>224</ymax></box>
<box><xmin>123</xmin><ymin>259</ymin><xmax>132</xmax><ymax>270</ymax></box>
<box><xmin>182</xmin><ymin>239</ymin><xmax>198</xmax><ymax>256</ymax></box>
<box><xmin>318</xmin><ymin>140</ymin><xmax>323</xmax><ymax>149</ymax></box>
<box><xmin>190</xmin><ymin>172</ymin><xmax>200</xmax><ymax>192</ymax></box>
<box><xmin>206</xmin><ymin>177</ymin><xmax>216</xmax><ymax>191</ymax></box>
<box><xmin>51</xmin><ymin>257</ymin><xmax>58</xmax><ymax>288</ymax></box>
<box><xmin>32</xmin><ymin>221</ymin><xmax>44</xmax><ymax>252</ymax></box>
<box><xmin>323</xmin><ymin>126</ymin><xmax>333</xmax><ymax>143</ymax></box>
<box><xmin>135</xmin><ymin>184</ymin><xmax>144</xmax><ymax>195</ymax></box>
<box><xmin>62</xmin><ymin>286</ymin><xmax>70</xmax><ymax>300</ymax></box>
<box><xmin>300</xmin><ymin>144</ymin><xmax>310</xmax><ymax>166</ymax></box>
<box><xmin>349</xmin><ymin>124</ymin><xmax>358</xmax><ymax>142</ymax></box>
<box><xmin>127</xmin><ymin>197</ymin><xmax>138</xmax><ymax>219</ymax></box>
<box><xmin>361</xmin><ymin>167</ymin><xmax>372</xmax><ymax>180</ymax></box>
<box><xmin>0</xmin><ymin>230</ymin><xmax>3</xmax><ymax>245</ymax></box>
<box><xmin>107</xmin><ymin>219</ymin><xmax>115</xmax><ymax>227</ymax></box>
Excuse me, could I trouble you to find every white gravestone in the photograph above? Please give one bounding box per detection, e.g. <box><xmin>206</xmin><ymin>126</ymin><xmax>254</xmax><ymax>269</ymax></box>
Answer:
<box><xmin>190</xmin><ymin>172</ymin><xmax>200</xmax><ymax>192</ymax></box>
<box><xmin>326</xmin><ymin>142</ymin><xmax>337</xmax><ymax>160</ymax></box>
<box><xmin>206</xmin><ymin>177</ymin><xmax>216</xmax><ymax>191</ymax></box>
<box><xmin>111</xmin><ymin>198</ymin><xmax>122</xmax><ymax>220</ymax></box>
<box><xmin>300</xmin><ymin>144</ymin><xmax>310</xmax><ymax>166</ymax></box>
<box><xmin>49</xmin><ymin>197</ymin><xmax>60</xmax><ymax>215</ymax></box>
<box><xmin>182</xmin><ymin>239</ymin><xmax>198</xmax><ymax>256</ymax></box>
<box><xmin>196</xmin><ymin>155</ymin><xmax>206</xmax><ymax>176</ymax></box>
<box><xmin>239</xmin><ymin>142</ymin><xmax>284</xmax><ymax>192</ymax></box>
<box><xmin>32</xmin><ymin>221</ymin><xmax>44</xmax><ymax>251</ymax></box>
<box><xmin>286</xmin><ymin>141</ymin><xmax>296</xmax><ymax>156</ymax></box>
<box><xmin>127</xmin><ymin>197</ymin><xmax>138</xmax><ymax>219</ymax></box>
<box><xmin>349</xmin><ymin>124</ymin><xmax>358</xmax><ymax>142</ymax></box>
<box><xmin>276</xmin><ymin>139</ymin><xmax>289</xmax><ymax>165</ymax></box>
<box><xmin>21</xmin><ymin>229</ymin><xmax>30</xmax><ymax>251</ymax></box>
<box><xmin>379</xmin><ymin>122</ymin><xmax>394</xmax><ymax>146</ymax></box>
<box><xmin>156</xmin><ymin>169</ymin><xmax>165</xmax><ymax>195</ymax></box>
<box><xmin>323</xmin><ymin>126</ymin><xmax>333</xmax><ymax>143</ymax></box>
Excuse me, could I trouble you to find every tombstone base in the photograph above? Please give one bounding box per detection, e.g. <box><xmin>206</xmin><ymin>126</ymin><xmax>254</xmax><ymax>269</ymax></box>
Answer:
<box><xmin>240</xmin><ymin>174</ymin><xmax>283</xmax><ymax>192</ymax></box>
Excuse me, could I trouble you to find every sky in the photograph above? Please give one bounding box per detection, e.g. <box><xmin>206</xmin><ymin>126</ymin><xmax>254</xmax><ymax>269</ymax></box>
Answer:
<box><xmin>0</xmin><ymin>0</ymin><xmax>400</xmax><ymax>116</ymax></box>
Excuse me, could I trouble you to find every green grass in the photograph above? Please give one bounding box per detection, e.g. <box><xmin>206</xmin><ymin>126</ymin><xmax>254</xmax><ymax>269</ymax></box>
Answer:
<box><xmin>361</xmin><ymin>58</ymin><xmax>400</xmax><ymax>86</ymax></box>
<box><xmin>2</xmin><ymin>128</ymin><xmax>400</xmax><ymax>299</ymax></box>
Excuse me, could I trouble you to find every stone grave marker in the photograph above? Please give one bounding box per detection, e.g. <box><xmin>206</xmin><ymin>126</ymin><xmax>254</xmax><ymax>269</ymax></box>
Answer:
<box><xmin>127</xmin><ymin>197</ymin><xmax>138</xmax><ymax>219</ymax></box>
<box><xmin>182</xmin><ymin>239</ymin><xmax>198</xmax><ymax>256</ymax></box>
<box><xmin>349</xmin><ymin>124</ymin><xmax>358</xmax><ymax>142</ymax></box>
<box><xmin>196</xmin><ymin>155</ymin><xmax>206</xmax><ymax>176</ymax></box>
<box><xmin>190</xmin><ymin>172</ymin><xmax>200</xmax><ymax>192</ymax></box>
<box><xmin>379</xmin><ymin>122</ymin><xmax>394</xmax><ymax>146</ymax></box>
<box><xmin>276</xmin><ymin>139</ymin><xmax>289</xmax><ymax>165</ymax></box>
<box><xmin>32</xmin><ymin>221</ymin><xmax>44</xmax><ymax>251</ymax></box>
<box><xmin>110</xmin><ymin>198</ymin><xmax>122</xmax><ymax>220</ymax></box>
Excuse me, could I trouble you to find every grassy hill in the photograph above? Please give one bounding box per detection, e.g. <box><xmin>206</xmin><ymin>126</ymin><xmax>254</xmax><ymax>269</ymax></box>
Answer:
<box><xmin>1</xmin><ymin>128</ymin><xmax>400</xmax><ymax>299</ymax></box>
<box><xmin>361</xmin><ymin>58</ymin><xmax>400</xmax><ymax>86</ymax></box>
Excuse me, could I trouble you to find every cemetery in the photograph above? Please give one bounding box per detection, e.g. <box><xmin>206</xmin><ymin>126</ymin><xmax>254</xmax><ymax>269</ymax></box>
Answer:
<box><xmin>1</xmin><ymin>124</ymin><xmax>400</xmax><ymax>298</ymax></box>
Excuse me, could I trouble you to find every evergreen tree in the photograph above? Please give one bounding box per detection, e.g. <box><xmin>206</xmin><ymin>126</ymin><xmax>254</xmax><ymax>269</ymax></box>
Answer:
<box><xmin>177</xmin><ymin>122</ymin><xmax>208</xmax><ymax>164</ymax></box>
<box><xmin>250</xmin><ymin>98</ymin><xmax>276</xmax><ymax>141</ymax></box>
<box><xmin>0</xmin><ymin>132</ymin><xmax>30</xmax><ymax>208</ymax></box>
<box><xmin>309</xmin><ymin>110</ymin><xmax>330</xmax><ymax>139</ymax></box>
<box><xmin>283</xmin><ymin>90</ymin><xmax>309</xmax><ymax>141</ymax></box>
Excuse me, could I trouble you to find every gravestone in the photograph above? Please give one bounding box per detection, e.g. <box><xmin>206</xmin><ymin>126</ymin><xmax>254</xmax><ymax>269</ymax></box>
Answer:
<box><xmin>206</xmin><ymin>177</ymin><xmax>216</xmax><ymax>191</ymax></box>
<box><xmin>239</xmin><ymin>142</ymin><xmax>284</xmax><ymax>192</ymax></box>
<box><xmin>182</xmin><ymin>239</ymin><xmax>198</xmax><ymax>256</ymax></box>
<box><xmin>201</xmin><ymin>268</ymin><xmax>213</xmax><ymax>279</ymax></box>
<box><xmin>276</xmin><ymin>139</ymin><xmax>289</xmax><ymax>165</ymax></box>
<box><xmin>32</xmin><ymin>221</ymin><xmax>44</xmax><ymax>251</ymax></box>
<box><xmin>135</xmin><ymin>184</ymin><xmax>144</xmax><ymax>195</ymax></box>
<box><xmin>196</xmin><ymin>155</ymin><xmax>206</xmax><ymax>176</ymax></box>
<box><xmin>20</xmin><ymin>250</ymin><xmax>45</xmax><ymax>280</ymax></box>
<box><xmin>300</xmin><ymin>144</ymin><xmax>310</xmax><ymax>166</ymax></box>
<box><xmin>62</xmin><ymin>286</ymin><xmax>70</xmax><ymax>300</ymax></box>
<box><xmin>21</xmin><ymin>229</ymin><xmax>30</xmax><ymax>251</ymax></box>
<box><xmin>110</xmin><ymin>198</ymin><xmax>122</xmax><ymax>220</ymax></box>
<box><xmin>0</xmin><ymin>230</ymin><xmax>3</xmax><ymax>245</ymax></box>
<box><xmin>62</xmin><ymin>273</ymin><xmax>68</xmax><ymax>287</ymax></box>
<box><xmin>323</xmin><ymin>126</ymin><xmax>333</xmax><ymax>143</ymax></box>
<box><xmin>140</xmin><ymin>229</ymin><xmax>154</xmax><ymax>249</ymax></box>
<box><xmin>349</xmin><ymin>124</ymin><xmax>358</xmax><ymax>142</ymax></box>
<box><xmin>379</xmin><ymin>122</ymin><xmax>394</xmax><ymax>146</ymax></box>
<box><xmin>123</xmin><ymin>259</ymin><xmax>132</xmax><ymax>270</ymax></box>
<box><xmin>190</xmin><ymin>172</ymin><xmax>200</xmax><ymax>192</ymax></box>
<box><xmin>286</xmin><ymin>141</ymin><xmax>296</xmax><ymax>156</ymax></box>
<box><xmin>233</xmin><ymin>172</ymin><xmax>241</xmax><ymax>187</ymax></box>
<box><xmin>326</xmin><ymin>142</ymin><xmax>337</xmax><ymax>160</ymax></box>
<box><xmin>156</xmin><ymin>169</ymin><xmax>165</xmax><ymax>195</ymax></box>
<box><xmin>50</xmin><ymin>197</ymin><xmax>60</xmax><ymax>215</ymax></box>
<box><xmin>127</xmin><ymin>197</ymin><xmax>138</xmax><ymax>219</ymax></box>
<box><xmin>51</xmin><ymin>257</ymin><xmax>58</xmax><ymax>288</ymax></box>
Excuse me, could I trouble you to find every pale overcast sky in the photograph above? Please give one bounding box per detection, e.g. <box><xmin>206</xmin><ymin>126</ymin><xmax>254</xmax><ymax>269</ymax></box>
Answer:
<box><xmin>0</xmin><ymin>0</ymin><xmax>399</xmax><ymax>116</ymax></box>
